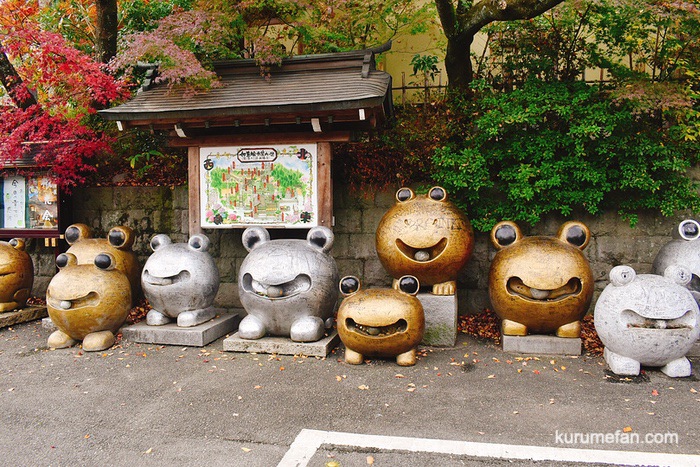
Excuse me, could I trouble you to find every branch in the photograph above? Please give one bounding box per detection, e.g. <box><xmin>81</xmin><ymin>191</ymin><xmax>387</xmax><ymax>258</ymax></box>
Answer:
<box><xmin>0</xmin><ymin>42</ymin><xmax>37</xmax><ymax>110</ymax></box>
<box><xmin>463</xmin><ymin>0</ymin><xmax>567</xmax><ymax>37</ymax></box>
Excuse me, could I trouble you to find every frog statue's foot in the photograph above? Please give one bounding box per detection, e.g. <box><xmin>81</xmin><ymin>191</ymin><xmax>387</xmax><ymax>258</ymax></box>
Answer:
<box><xmin>501</xmin><ymin>319</ymin><xmax>528</xmax><ymax>336</ymax></box>
<box><xmin>177</xmin><ymin>307</ymin><xmax>216</xmax><ymax>327</ymax></box>
<box><xmin>432</xmin><ymin>280</ymin><xmax>456</xmax><ymax>296</ymax></box>
<box><xmin>344</xmin><ymin>347</ymin><xmax>364</xmax><ymax>365</ymax></box>
<box><xmin>290</xmin><ymin>316</ymin><xmax>325</xmax><ymax>342</ymax></box>
<box><xmin>604</xmin><ymin>347</ymin><xmax>641</xmax><ymax>376</ymax></box>
<box><xmin>238</xmin><ymin>314</ymin><xmax>266</xmax><ymax>340</ymax></box>
<box><xmin>660</xmin><ymin>357</ymin><xmax>692</xmax><ymax>378</ymax></box>
<box><xmin>47</xmin><ymin>330</ymin><xmax>77</xmax><ymax>349</ymax></box>
<box><xmin>396</xmin><ymin>349</ymin><xmax>417</xmax><ymax>366</ymax></box>
<box><xmin>556</xmin><ymin>321</ymin><xmax>581</xmax><ymax>338</ymax></box>
<box><xmin>82</xmin><ymin>330</ymin><xmax>116</xmax><ymax>352</ymax></box>
<box><xmin>147</xmin><ymin>309</ymin><xmax>172</xmax><ymax>326</ymax></box>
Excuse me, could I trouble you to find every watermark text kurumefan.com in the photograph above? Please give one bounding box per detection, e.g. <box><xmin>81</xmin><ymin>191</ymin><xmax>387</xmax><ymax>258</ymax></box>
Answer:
<box><xmin>555</xmin><ymin>430</ymin><xmax>679</xmax><ymax>445</ymax></box>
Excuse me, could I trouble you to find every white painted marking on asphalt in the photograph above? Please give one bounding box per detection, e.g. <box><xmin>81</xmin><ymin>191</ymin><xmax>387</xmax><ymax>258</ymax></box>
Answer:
<box><xmin>277</xmin><ymin>429</ymin><xmax>700</xmax><ymax>467</ymax></box>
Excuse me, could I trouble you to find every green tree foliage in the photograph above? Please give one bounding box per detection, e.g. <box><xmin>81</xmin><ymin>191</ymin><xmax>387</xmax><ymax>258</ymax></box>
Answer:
<box><xmin>425</xmin><ymin>0</ymin><xmax>700</xmax><ymax>230</ymax></box>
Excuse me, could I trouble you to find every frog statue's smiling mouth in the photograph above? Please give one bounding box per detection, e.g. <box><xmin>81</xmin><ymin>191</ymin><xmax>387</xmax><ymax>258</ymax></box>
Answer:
<box><xmin>242</xmin><ymin>273</ymin><xmax>311</xmax><ymax>300</ymax></box>
<box><xmin>143</xmin><ymin>269</ymin><xmax>191</xmax><ymax>286</ymax></box>
<box><xmin>621</xmin><ymin>309</ymin><xmax>696</xmax><ymax>330</ymax></box>
<box><xmin>346</xmin><ymin>318</ymin><xmax>408</xmax><ymax>337</ymax></box>
<box><xmin>48</xmin><ymin>292</ymin><xmax>100</xmax><ymax>310</ymax></box>
<box><xmin>396</xmin><ymin>238</ymin><xmax>447</xmax><ymax>262</ymax></box>
<box><xmin>507</xmin><ymin>277</ymin><xmax>582</xmax><ymax>302</ymax></box>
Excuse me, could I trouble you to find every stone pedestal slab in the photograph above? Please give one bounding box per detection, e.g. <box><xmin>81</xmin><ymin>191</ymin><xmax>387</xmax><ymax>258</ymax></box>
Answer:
<box><xmin>0</xmin><ymin>306</ymin><xmax>47</xmax><ymax>329</ymax></box>
<box><xmin>417</xmin><ymin>293</ymin><xmax>457</xmax><ymax>347</ymax></box>
<box><xmin>502</xmin><ymin>335</ymin><xmax>582</xmax><ymax>356</ymax></box>
<box><xmin>223</xmin><ymin>331</ymin><xmax>339</xmax><ymax>357</ymax></box>
<box><xmin>121</xmin><ymin>310</ymin><xmax>241</xmax><ymax>347</ymax></box>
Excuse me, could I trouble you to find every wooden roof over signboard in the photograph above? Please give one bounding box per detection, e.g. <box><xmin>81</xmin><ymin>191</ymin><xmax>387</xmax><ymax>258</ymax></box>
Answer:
<box><xmin>99</xmin><ymin>43</ymin><xmax>394</xmax><ymax>140</ymax></box>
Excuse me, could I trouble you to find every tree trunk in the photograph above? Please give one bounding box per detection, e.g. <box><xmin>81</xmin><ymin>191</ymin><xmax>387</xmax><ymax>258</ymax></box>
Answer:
<box><xmin>444</xmin><ymin>33</ymin><xmax>475</xmax><ymax>92</ymax></box>
<box><xmin>0</xmin><ymin>42</ymin><xmax>37</xmax><ymax>110</ymax></box>
<box><xmin>435</xmin><ymin>0</ymin><xmax>566</xmax><ymax>91</ymax></box>
<box><xmin>95</xmin><ymin>0</ymin><xmax>118</xmax><ymax>63</ymax></box>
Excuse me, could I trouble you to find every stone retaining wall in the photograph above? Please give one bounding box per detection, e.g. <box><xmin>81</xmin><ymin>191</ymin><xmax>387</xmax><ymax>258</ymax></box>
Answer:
<box><xmin>24</xmin><ymin>184</ymin><xmax>693</xmax><ymax>316</ymax></box>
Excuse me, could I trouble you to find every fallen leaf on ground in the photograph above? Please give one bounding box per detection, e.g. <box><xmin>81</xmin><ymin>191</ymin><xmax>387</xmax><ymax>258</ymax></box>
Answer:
<box><xmin>358</xmin><ymin>385</ymin><xmax>369</xmax><ymax>390</ymax></box>
<box><xmin>623</xmin><ymin>426</ymin><xmax>633</xmax><ymax>433</ymax></box>
<box><xmin>367</xmin><ymin>455</ymin><xmax>375</xmax><ymax>464</ymax></box>
<box><xmin>241</xmin><ymin>447</ymin><xmax>251</xmax><ymax>452</ymax></box>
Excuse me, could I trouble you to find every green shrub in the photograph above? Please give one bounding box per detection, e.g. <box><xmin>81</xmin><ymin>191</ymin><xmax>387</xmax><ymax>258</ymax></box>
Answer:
<box><xmin>432</xmin><ymin>79</ymin><xmax>700</xmax><ymax>231</ymax></box>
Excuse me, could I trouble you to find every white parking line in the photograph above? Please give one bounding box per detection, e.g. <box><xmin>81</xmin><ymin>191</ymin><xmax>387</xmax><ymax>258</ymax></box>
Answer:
<box><xmin>278</xmin><ymin>429</ymin><xmax>700</xmax><ymax>467</ymax></box>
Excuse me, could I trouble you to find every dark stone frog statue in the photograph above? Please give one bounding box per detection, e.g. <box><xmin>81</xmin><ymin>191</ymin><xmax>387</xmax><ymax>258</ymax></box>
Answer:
<box><xmin>375</xmin><ymin>187</ymin><xmax>474</xmax><ymax>295</ymax></box>
<box><xmin>0</xmin><ymin>238</ymin><xmax>33</xmax><ymax>313</ymax></box>
<box><xmin>64</xmin><ymin>223</ymin><xmax>141</xmax><ymax>303</ymax></box>
<box><xmin>46</xmin><ymin>252</ymin><xmax>131</xmax><ymax>351</ymax></box>
<box><xmin>488</xmin><ymin>221</ymin><xmax>594</xmax><ymax>337</ymax></box>
<box><xmin>142</xmin><ymin>234</ymin><xmax>220</xmax><ymax>327</ymax></box>
<box><xmin>238</xmin><ymin>226</ymin><xmax>339</xmax><ymax>342</ymax></box>
<box><xmin>595</xmin><ymin>265</ymin><xmax>700</xmax><ymax>377</ymax></box>
<box><xmin>337</xmin><ymin>275</ymin><xmax>424</xmax><ymax>366</ymax></box>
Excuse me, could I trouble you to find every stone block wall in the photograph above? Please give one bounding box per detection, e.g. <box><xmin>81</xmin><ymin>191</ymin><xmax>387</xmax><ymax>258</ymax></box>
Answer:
<box><xmin>24</xmin><ymin>184</ymin><xmax>694</xmax><ymax>317</ymax></box>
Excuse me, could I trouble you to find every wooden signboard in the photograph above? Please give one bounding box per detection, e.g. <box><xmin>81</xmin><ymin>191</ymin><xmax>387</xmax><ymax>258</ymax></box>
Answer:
<box><xmin>188</xmin><ymin>139</ymin><xmax>332</xmax><ymax>235</ymax></box>
<box><xmin>0</xmin><ymin>173</ymin><xmax>61</xmax><ymax>242</ymax></box>
<box><xmin>199</xmin><ymin>143</ymin><xmax>319</xmax><ymax>228</ymax></box>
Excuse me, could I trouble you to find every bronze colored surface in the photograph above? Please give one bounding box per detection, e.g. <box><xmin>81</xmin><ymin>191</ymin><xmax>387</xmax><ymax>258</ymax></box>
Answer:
<box><xmin>64</xmin><ymin>224</ymin><xmax>141</xmax><ymax>301</ymax></box>
<box><xmin>375</xmin><ymin>187</ymin><xmax>474</xmax><ymax>295</ymax></box>
<box><xmin>488</xmin><ymin>221</ymin><xmax>594</xmax><ymax>336</ymax></box>
<box><xmin>0</xmin><ymin>239</ymin><xmax>34</xmax><ymax>312</ymax></box>
<box><xmin>337</xmin><ymin>276</ymin><xmax>424</xmax><ymax>365</ymax></box>
<box><xmin>47</xmin><ymin>253</ymin><xmax>131</xmax><ymax>342</ymax></box>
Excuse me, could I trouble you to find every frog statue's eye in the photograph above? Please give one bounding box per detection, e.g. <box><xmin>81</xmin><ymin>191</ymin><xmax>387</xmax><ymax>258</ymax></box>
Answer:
<box><xmin>398</xmin><ymin>275</ymin><xmax>420</xmax><ymax>296</ymax></box>
<box><xmin>609</xmin><ymin>265</ymin><xmax>636</xmax><ymax>286</ymax></box>
<box><xmin>189</xmin><ymin>234</ymin><xmax>210</xmax><ymax>252</ymax></box>
<box><xmin>150</xmin><ymin>234</ymin><xmax>172</xmax><ymax>252</ymax></box>
<box><xmin>428</xmin><ymin>186</ymin><xmax>447</xmax><ymax>202</ymax></box>
<box><xmin>108</xmin><ymin>226</ymin><xmax>135</xmax><ymax>250</ymax></box>
<box><xmin>678</xmin><ymin>220</ymin><xmax>700</xmax><ymax>241</ymax></box>
<box><xmin>491</xmin><ymin>221</ymin><xmax>521</xmax><ymax>249</ymax></box>
<box><xmin>558</xmin><ymin>221</ymin><xmax>590</xmax><ymax>250</ymax></box>
<box><xmin>339</xmin><ymin>276</ymin><xmax>360</xmax><ymax>296</ymax></box>
<box><xmin>396</xmin><ymin>187</ymin><xmax>415</xmax><ymax>203</ymax></box>
<box><xmin>56</xmin><ymin>253</ymin><xmax>77</xmax><ymax>269</ymax></box>
<box><xmin>94</xmin><ymin>253</ymin><xmax>116</xmax><ymax>271</ymax></box>
<box><xmin>64</xmin><ymin>223</ymin><xmax>91</xmax><ymax>245</ymax></box>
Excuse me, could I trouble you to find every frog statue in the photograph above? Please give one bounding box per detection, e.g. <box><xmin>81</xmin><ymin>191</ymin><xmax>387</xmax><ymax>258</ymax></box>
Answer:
<box><xmin>142</xmin><ymin>234</ymin><xmax>220</xmax><ymax>327</ymax></box>
<box><xmin>0</xmin><ymin>238</ymin><xmax>33</xmax><ymax>313</ymax></box>
<box><xmin>652</xmin><ymin>219</ymin><xmax>700</xmax><ymax>302</ymax></box>
<box><xmin>46</xmin><ymin>252</ymin><xmax>131</xmax><ymax>351</ymax></box>
<box><xmin>64</xmin><ymin>223</ymin><xmax>141</xmax><ymax>303</ymax></box>
<box><xmin>238</xmin><ymin>226</ymin><xmax>339</xmax><ymax>342</ymax></box>
<box><xmin>595</xmin><ymin>265</ymin><xmax>700</xmax><ymax>377</ymax></box>
<box><xmin>337</xmin><ymin>275</ymin><xmax>424</xmax><ymax>366</ymax></box>
<box><xmin>375</xmin><ymin>187</ymin><xmax>474</xmax><ymax>295</ymax></box>
<box><xmin>488</xmin><ymin>221</ymin><xmax>594</xmax><ymax>337</ymax></box>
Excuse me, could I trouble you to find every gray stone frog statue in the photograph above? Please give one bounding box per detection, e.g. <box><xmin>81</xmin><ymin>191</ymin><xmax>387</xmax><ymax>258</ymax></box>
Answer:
<box><xmin>142</xmin><ymin>234</ymin><xmax>220</xmax><ymax>327</ymax></box>
<box><xmin>238</xmin><ymin>226</ymin><xmax>339</xmax><ymax>342</ymax></box>
<box><xmin>594</xmin><ymin>265</ymin><xmax>700</xmax><ymax>377</ymax></box>
<box><xmin>652</xmin><ymin>219</ymin><xmax>700</xmax><ymax>301</ymax></box>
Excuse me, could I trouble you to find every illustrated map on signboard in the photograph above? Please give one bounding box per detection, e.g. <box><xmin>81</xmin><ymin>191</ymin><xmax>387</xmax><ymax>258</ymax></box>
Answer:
<box><xmin>200</xmin><ymin>144</ymin><xmax>318</xmax><ymax>228</ymax></box>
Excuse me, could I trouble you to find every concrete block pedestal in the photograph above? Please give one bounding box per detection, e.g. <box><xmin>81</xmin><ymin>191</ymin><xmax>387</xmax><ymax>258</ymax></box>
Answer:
<box><xmin>223</xmin><ymin>331</ymin><xmax>340</xmax><ymax>357</ymax></box>
<box><xmin>502</xmin><ymin>334</ymin><xmax>582</xmax><ymax>356</ymax></box>
<box><xmin>121</xmin><ymin>309</ymin><xmax>241</xmax><ymax>347</ymax></box>
<box><xmin>0</xmin><ymin>306</ymin><xmax>47</xmax><ymax>329</ymax></box>
<box><xmin>417</xmin><ymin>293</ymin><xmax>457</xmax><ymax>347</ymax></box>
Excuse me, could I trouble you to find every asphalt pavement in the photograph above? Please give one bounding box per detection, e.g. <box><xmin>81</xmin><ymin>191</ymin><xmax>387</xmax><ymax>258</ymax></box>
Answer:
<box><xmin>1</xmin><ymin>320</ymin><xmax>699</xmax><ymax>466</ymax></box>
